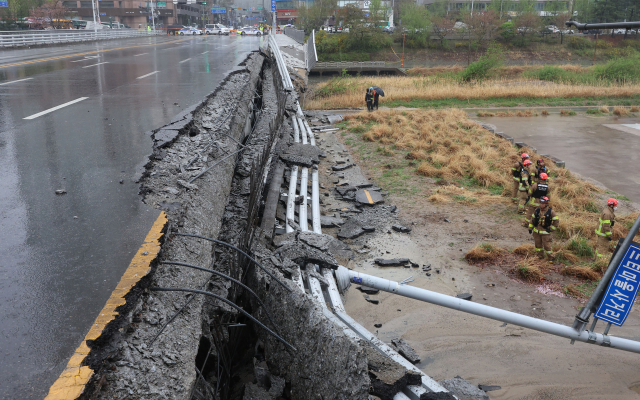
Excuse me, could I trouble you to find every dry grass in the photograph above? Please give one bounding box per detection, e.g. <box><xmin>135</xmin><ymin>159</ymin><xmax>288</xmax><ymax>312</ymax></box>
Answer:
<box><xmin>564</xmin><ymin>285</ymin><xmax>584</xmax><ymax>298</ymax></box>
<box><xmin>465</xmin><ymin>243</ymin><xmax>505</xmax><ymax>262</ymax></box>
<box><xmin>631</xmin><ymin>106</ymin><xmax>640</xmax><ymax>112</ymax></box>
<box><xmin>541</xmin><ymin>109</ymin><xmax>550</xmax><ymax>116</ymax></box>
<box><xmin>306</xmin><ymin>76</ymin><xmax>640</xmax><ymax>110</ymax></box>
<box><xmin>599</xmin><ymin>105</ymin><xmax>610</xmax><ymax>113</ymax></box>
<box><xmin>613</xmin><ymin>106</ymin><xmax>630</xmax><ymax>116</ymax></box>
<box><xmin>406</xmin><ymin>64</ymin><xmax>590</xmax><ymax>78</ymax></box>
<box><xmin>514</xmin><ymin>260</ymin><xmax>545</xmax><ymax>282</ymax></box>
<box><xmin>513</xmin><ymin>244</ymin><xmax>536</xmax><ymax>256</ymax></box>
<box><xmin>560</xmin><ymin>266</ymin><xmax>601</xmax><ymax>281</ymax></box>
<box><xmin>559</xmin><ymin>109</ymin><xmax>576</xmax><ymax>116</ymax></box>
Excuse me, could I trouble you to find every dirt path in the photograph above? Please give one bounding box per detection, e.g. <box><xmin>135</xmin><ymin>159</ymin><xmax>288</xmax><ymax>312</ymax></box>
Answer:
<box><xmin>309</xmin><ymin>111</ymin><xmax>640</xmax><ymax>400</ymax></box>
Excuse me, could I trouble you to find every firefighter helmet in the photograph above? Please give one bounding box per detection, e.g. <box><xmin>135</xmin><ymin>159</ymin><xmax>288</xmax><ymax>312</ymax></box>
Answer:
<box><xmin>537</xmin><ymin>158</ymin><xmax>544</xmax><ymax>165</ymax></box>
<box><xmin>521</xmin><ymin>153</ymin><xmax>530</xmax><ymax>159</ymax></box>
<box><xmin>540</xmin><ymin>196</ymin><xmax>550</xmax><ymax>204</ymax></box>
<box><xmin>607</xmin><ymin>198</ymin><xmax>619</xmax><ymax>207</ymax></box>
<box><xmin>523</xmin><ymin>160</ymin><xmax>532</xmax><ymax>166</ymax></box>
<box><xmin>539</xmin><ymin>173</ymin><xmax>548</xmax><ymax>180</ymax></box>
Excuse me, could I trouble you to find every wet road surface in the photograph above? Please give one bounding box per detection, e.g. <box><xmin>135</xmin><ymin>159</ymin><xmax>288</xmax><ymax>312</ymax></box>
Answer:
<box><xmin>0</xmin><ymin>34</ymin><xmax>263</xmax><ymax>399</ymax></box>
<box><xmin>476</xmin><ymin>113</ymin><xmax>640</xmax><ymax>202</ymax></box>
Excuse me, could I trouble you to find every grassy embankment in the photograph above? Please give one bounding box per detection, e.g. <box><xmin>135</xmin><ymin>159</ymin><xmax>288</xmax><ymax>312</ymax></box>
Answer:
<box><xmin>339</xmin><ymin>109</ymin><xmax>639</xmax><ymax>297</ymax></box>
<box><xmin>307</xmin><ymin>59</ymin><xmax>640</xmax><ymax>110</ymax></box>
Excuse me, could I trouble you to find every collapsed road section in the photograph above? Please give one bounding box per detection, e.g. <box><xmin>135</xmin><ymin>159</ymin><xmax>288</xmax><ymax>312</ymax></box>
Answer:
<box><xmin>70</xmin><ymin>45</ymin><xmax>459</xmax><ymax>400</ymax></box>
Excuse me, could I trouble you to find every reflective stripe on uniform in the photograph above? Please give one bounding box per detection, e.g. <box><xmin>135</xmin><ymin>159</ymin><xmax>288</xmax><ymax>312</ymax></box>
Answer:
<box><xmin>595</xmin><ymin>217</ymin><xmax>611</xmax><ymax>237</ymax></box>
<box><xmin>533</xmin><ymin>228</ymin><xmax>550</xmax><ymax>234</ymax></box>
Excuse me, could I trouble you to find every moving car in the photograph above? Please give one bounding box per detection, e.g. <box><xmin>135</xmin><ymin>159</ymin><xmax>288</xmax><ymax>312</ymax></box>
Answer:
<box><xmin>205</xmin><ymin>23</ymin><xmax>230</xmax><ymax>35</ymax></box>
<box><xmin>179</xmin><ymin>27</ymin><xmax>203</xmax><ymax>35</ymax></box>
<box><xmin>238</xmin><ymin>26</ymin><xmax>262</xmax><ymax>36</ymax></box>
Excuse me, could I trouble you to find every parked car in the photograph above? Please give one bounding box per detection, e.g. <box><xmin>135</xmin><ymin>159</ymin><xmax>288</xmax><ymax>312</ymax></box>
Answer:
<box><xmin>383</xmin><ymin>26</ymin><xmax>395</xmax><ymax>33</ymax></box>
<box><xmin>179</xmin><ymin>27</ymin><xmax>203</xmax><ymax>35</ymax></box>
<box><xmin>205</xmin><ymin>23</ymin><xmax>229</xmax><ymax>35</ymax></box>
<box><xmin>238</xmin><ymin>26</ymin><xmax>262</xmax><ymax>36</ymax></box>
<box><xmin>167</xmin><ymin>24</ymin><xmax>184</xmax><ymax>35</ymax></box>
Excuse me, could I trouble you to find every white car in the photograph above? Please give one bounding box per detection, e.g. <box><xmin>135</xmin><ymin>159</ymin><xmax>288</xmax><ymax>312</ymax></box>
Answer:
<box><xmin>178</xmin><ymin>27</ymin><xmax>203</xmax><ymax>35</ymax></box>
<box><xmin>238</xmin><ymin>26</ymin><xmax>262</xmax><ymax>36</ymax></box>
<box><xmin>205</xmin><ymin>23</ymin><xmax>229</xmax><ymax>35</ymax></box>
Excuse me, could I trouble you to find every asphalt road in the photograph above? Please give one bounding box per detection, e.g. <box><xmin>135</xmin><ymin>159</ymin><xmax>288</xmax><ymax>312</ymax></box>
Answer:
<box><xmin>0</xmin><ymin>33</ymin><xmax>263</xmax><ymax>399</ymax></box>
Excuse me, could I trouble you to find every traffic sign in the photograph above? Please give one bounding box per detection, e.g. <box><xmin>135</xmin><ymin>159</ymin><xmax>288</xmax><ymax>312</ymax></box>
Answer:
<box><xmin>210</xmin><ymin>8</ymin><xmax>225</xmax><ymax>13</ymax></box>
<box><xmin>595</xmin><ymin>242</ymin><xmax>640</xmax><ymax>326</ymax></box>
<box><xmin>270</xmin><ymin>0</ymin><xmax>276</xmax><ymax>11</ymax></box>
<box><xmin>0</xmin><ymin>2</ymin><xmax>8</xmax><ymax>7</ymax></box>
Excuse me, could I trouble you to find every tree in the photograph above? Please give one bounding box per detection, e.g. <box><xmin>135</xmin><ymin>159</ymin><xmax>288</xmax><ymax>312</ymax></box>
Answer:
<box><xmin>368</xmin><ymin>0</ymin><xmax>388</xmax><ymax>30</ymax></box>
<box><xmin>35</xmin><ymin>0</ymin><xmax>70</xmax><ymax>29</ymax></box>
<box><xmin>462</xmin><ymin>9</ymin><xmax>500</xmax><ymax>51</ymax></box>
<box><xmin>431</xmin><ymin>13</ymin><xmax>455</xmax><ymax>47</ymax></box>
<box><xmin>401</xmin><ymin>2</ymin><xmax>430</xmax><ymax>44</ymax></box>
<box><xmin>297</xmin><ymin>0</ymin><xmax>337</xmax><ymax>33</ymax></box>
<box><xmin>487</xmin><ymin>0</ymin><xmax>514</xmax><ymax>20</ymax></box>
<box><xmin>514</xmin><ymin>11</ymin><xmax>541</xmax><ymax>45</ymax></box>
<box><xmin>427</xmin><ymin>0</ymin><xmax>452</xmax><ymax>17</ymax></box>
<box><xmin>337</xmin><ymin>3</ymin><xmax>364</xmax><ymax>29</ymax></box>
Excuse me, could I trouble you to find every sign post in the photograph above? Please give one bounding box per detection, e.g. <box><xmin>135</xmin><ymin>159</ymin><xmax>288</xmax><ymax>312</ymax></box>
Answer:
<box><xmin>271</xmin><ymin>0</ymin><xmax>276</xmax><ymax>34</ymax></box>
<box><xmin>594</xmin><ymin>242</ymin><xmax>640</xmax><ymax>327</ymax></box>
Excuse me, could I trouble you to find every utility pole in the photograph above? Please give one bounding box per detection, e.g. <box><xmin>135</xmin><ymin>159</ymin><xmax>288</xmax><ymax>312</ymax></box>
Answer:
<box><xmin>91</xmin><ymin>0</ymin><xmax>98</xmax><ymax>32</ymax></box>
<box><xmin>150</xmin><ymin>0</ymin><xmax>155</xmax><ymax>30</ymax></box>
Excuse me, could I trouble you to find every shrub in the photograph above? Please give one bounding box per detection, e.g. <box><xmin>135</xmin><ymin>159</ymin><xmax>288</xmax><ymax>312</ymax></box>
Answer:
<box><xmin>499</xmin><ymin>21</ymin><xmax>516</xmax><ymax>42</ymax></box>
<box><xmin>566</xmin><ymin>236</ymin><xmax>594</xmax><ymax>258</ymax></box>
<box><xmin>514</xmin><ymin>261</ymin><xmax>544</xmax><ymax>282</ymax></box>
<box><xmin>465</xmin><ymin>243</ymin><xmax>504</xmax><ymax>262</ymax></box>
<box><xmin>613</xmin><ymin>106</ymin><xmax>629</xmax><ymax>116</ymax></box>
<box><xmin>593</xmin><ymin>55</ymin><xmax>640</xmax><ymax>83</ymax></box>
<box><xmin>567</xmin><ymin>35</ymin><xmax>590</xmax><ymax>50</ymax></box>
<box><xmin>460</xmin><ymin>45</ymin><xmax>503</xmax><ymax>82</ymax></box>
<box><xmin>561</xmin><ymin>266</ymin><xmax>600</xmax><ymax>281</ymax></box>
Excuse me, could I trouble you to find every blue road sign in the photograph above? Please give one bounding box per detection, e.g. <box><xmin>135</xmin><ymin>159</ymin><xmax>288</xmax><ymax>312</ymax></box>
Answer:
<box><xmin>0</xmin><ymin>2</ymin><xmax>8</xmax><ymax>7</ymax></box>
<box><xmin>211</xmin><ymin>8</ymin><xmax>225</xmax><ymax>13</ymax></box>
<box><xmin>595</xmin><ymin>242</ymin><xmax>640</xmax><ymax>327</ymax></box>
<box><xmin>270</xmin><ymin>0</ymin><xmax>276</xmax><ymax>12</ymax></box>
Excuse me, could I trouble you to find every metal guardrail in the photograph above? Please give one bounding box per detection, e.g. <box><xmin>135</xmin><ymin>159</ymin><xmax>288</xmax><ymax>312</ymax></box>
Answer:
<box><xmin>0</xmin><ymin>29</ymin><xmax>163</xmax><ymax>47</ymax></box>
<box><xmin>314</xmin><ymin>61</ymin><xmax>385</xmax><ymax>69</ymax></box>
<box><xmin>283</xmin><ymin>26</ymin><xmax>305</xmax><ymax>44</ymax></box>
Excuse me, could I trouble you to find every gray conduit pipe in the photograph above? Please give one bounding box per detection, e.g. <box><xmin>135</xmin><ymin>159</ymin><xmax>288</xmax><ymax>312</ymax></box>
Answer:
<box><xmin>286</xmin><ymin>117</ymin><xmax>300</xmax><ymax>233</ymax></box>
<box><xmin>298</xmin><ymin>117</ymin><xmax>309</xmax><ymax>232</ymax></box>
<box><xmin>334</xmin><ymin>266</ymin><xmax>640</xmax><ymax>355</ymax></box>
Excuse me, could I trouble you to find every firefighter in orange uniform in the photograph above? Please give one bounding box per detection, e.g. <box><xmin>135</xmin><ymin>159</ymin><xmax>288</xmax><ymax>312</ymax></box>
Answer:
<box><xmin>517</xmin><ymin>159</ymin><xmax>533</xmax><ymax>214</ymax></box>
<box><xmin>523</xmin><ymin>172</ymin><xmax>549</xmax><ymax>227</ymax></box>
<box><xmin>595</xmin><ymin>198</ymin><xmax>618</xmax><ymax>259</ymax></box>
<box><xmin>528</xmin><ymin>196</ymin><xmax>559</xmax><ymax>263</ymax></box>
<box><xmin>512</xmin><ymin>153</ymin><xmax>530</xmax><ymax>203</ymax></box>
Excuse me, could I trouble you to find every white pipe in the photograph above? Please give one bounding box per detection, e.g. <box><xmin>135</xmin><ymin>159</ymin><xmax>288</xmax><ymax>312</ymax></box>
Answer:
<box><xmin>335</xmin><ymin>267</ymin><xmax>640</xmax><ymax>355</ymax></box>
<box><xmin>311</xmin><ymin>168</ymin><xmax>321</xmax><ymax>234</ymax></box>
<box><xmin>285</xmin><ymin>166</ymin><xmax>298</xmax><ymax>234</ymax></box>
<box><xmin>299</xmin><ymin>168</ymin><xmax>308</xmax><ymax>232</ymax></box>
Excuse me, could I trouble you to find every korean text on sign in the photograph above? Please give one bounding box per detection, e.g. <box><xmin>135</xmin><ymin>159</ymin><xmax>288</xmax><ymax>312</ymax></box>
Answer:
<box><xmin>595</xmin><ymin>243</ymin><xmax>640</xmax><ymax>327</ymax></box>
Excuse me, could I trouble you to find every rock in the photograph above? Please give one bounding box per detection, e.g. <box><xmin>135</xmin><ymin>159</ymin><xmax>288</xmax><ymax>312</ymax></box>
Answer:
<box><xmin>299</xmin><ymin>232</ymin><xmax>335</xmax><ymax>251</ymax></box>
<box><xmin>268</xmin><ymin>375</ymin><xmax>286</xmax><ymax>397</ymax></box>
<box><xmin>338</xmin><ymin>220</ymin><xmax>370</xmax><ymax>240</ymax></box>
<box><xmin>119</xmin><ymin>179</ymin><xmax>124</xmax><ymax>184</ymax></box>
<box><xmin>357</xmin><ymin>286</ymin><xmax>379</xmax><ymax>295</ymax></box>
<box><xmin>410</xmin><ymin>262</ymin><xmax>419</xmax><ymax>268</ymax></box>
<box><xmin>478</xmin><ymin>385</ymin><xmax>501</xmax><ymax>392</ymax></box>
<box><xmin>374</xmin><ymin>323</ymin><xmax>382</xmax><ymax>328</ymax></box>
<box><xmin>327</xmin><ymin>114</ymin><xmax>343</xmax><ymax>124</ymax></box>
<box><xmin>464</xmin><ymin>219</ymin><xmax>469</xmax><ymax>223</ymax></box>
<box><xmin>456</xmin><ymin>293</ymin><xmax>473</xmax><ymax>301</ymax></box>
<box><xmin>389</xmin><ymin>205</ymin><xmax>397</xmax><ymax>212</ymax></box>
<box><xmin>163</xmin><ymin>187</ymin><xmax>180</xmax><ymax>195</ymax></box>
<box><xmin>355</xmin><ymin>189</ymin><xmax>384</xmax><ymax>205</ymax></box>
<box><xmin>390</xmin><ymin>338</ymin><xmax>420</xmax><ymax>364</ymax></box>
<box><xmin>280</xmin><ymin>143</ymin><xmax>323</xmax><ymax>167</ymax></box>
<box><xmin>335</xmin><ymin>185</ymin><xmax>357</xmax><ymax>196</ymax></box>
<box><xmin>320</xmin><ymin>215</ymin><xmax>345</xmax><ymax>228</ymax></box>
<box><xmin>243</xmin><ymin>382</ymin><xmax>271</xmax><ymax>400</ymax></box>
<box><xmin>374</xmin><ymin>258</ymin><xmax>410</xmax><ymax>267</ymax></box>
<box><xmin>439</xmin><ymin>377</ymin><xmax>489</xmax><ymax>400</ymax></box>
<box><xmin>332</xmin><ymin>163</ymin><xmax>354</xmax><ymax>171</ymax></box>
<box><xmin>55</xmin><ymin>189</ymin><xmax>67</xmax><ymax>195</ymax></box>
<box><xmin>364</xmin><ymin>295</ymin><xmax>379</xmax><ymax>305</ymax></box>
<box><xmin>391</xmin><ymin>224</ymin><xmax>412</xmax><ymax>233</ymax></box>
<box><xmin>362</xmin><ymin>226</ymin><xmax>375</xmax><ymax>233</ymax></box>
<box><xmin>444</xmin><ymin>218</ymin><xmax>452</xmax><ymax>223</ymax></box>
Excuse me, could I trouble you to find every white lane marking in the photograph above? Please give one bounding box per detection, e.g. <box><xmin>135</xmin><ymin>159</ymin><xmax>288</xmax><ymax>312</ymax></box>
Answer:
<box><xmin>71</xmin><ymin>56</ymin><xmax>100</xmax><ymax>62</ymax></box>
<box><xmin>134</xmin><ymin>53</ymin><xmax>149</xmax><ymax>56</ymax></box>
<box><xmin>201</xmin><ymin>51</ymin><xmax>209</xmax><ymax>54</ymax></box>
<box><xmin>0</xmin><ymin>77</ymin><xmax>33</xmax><ymax>86</ymax></box>
<box><xmin>82</xmin><ymin>62</ymin><xmax>109</xmax><ymax>68</ymax></box>
<box><xmin>23</xmin><ymin>97</ymin><xmax>89</xmax><ymax>120</ymax></box>
<box><xmin>136</xmin><ymin>71</ymin><xmax>160</xmax><ymax>79</ymax></box>
<box><xmin>178</xmin><ymin>58</ymin><xmax>191</xmax><ymax>64</ymax></box>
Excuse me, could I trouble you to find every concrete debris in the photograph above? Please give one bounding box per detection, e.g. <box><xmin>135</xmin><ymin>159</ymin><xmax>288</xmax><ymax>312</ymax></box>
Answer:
<box><xmin>391</xmin><ymin>224</ymin><xmax>412</xmax><ymax>233</ymax></box>
<box><xmin>332</xmin><ymin>163</ymin><xmax>354</xmax><ymax>171</ymax></box>
<box><xmin>321</xmin><ymin>215</ymin><xmax>345</xmax><ymax>227</ymax></box>
<box><xmin>364</xmin><ymin>345</ymin><xmax>421</xmax><ymax>400</ymax></box>
<box><xmin>390</xmin><ymin>338</ymin><xmax>420</xmax><ymax>364</ymax></box>
<box><xmin>456</xmin><ymin>293</ymin><xmax>473</xmax><ymax>301</ymax></box>
<box><xmin>478</xmin><ymin>384</ymin><xmax>501</xmax><ymax>392</ymax></box>
<box><xmin>355</xmin><ymin>189</ymin><xmax>384</xmax><ymax>205</ymax></box>
<box><xmin>327</xmin><ymin>114</ymin><xmax>343</xmax><ymax>124</ymax></box>
<box><xmin>177</xmin><ymin>179</ymin><xmax>198</xmax><ymax>190</ymax></box>
<box><xmin>338</xmin><ymin>219</ymin><xmax>373</xmax><ymax>240</ymax></box>
<box><xmin>374</xmin><ymin>323</ymin><xmax>382</xmax><ymax>328</ymax></box>
<box><xmin>55</xmin><ymin>189</ymin><xmax>66</xmax><ymax>195</ymax></box>
<box><xmin>439</xmin><ymin>377</ymin><xmax>489</xmax><ymax>400</ymax></box>
<box><xmin>444</xmin><ymin>218</ymin><xmax>452</xmax><ymax>223</ymax></box>
<box><xmin>243</xmin><ymin>382</ymin><xmax>272</xmax><ymax>400</ymax></box>
<box><xmin>274</xmin><ymin>236</ymin><xmax>340</xmax><ymax>269</ymax></box>
<box><xmin>153</xmin><ymin>129</ymin><xmax>180</xmax><ymax>148</ymax></box>
<box><xmin>336</xmin><ymin>185</ymin><xmax>357</xmax><ymax>197</ymax></box>
<box><xmin>364</xmin><ymin>295</ymin><xmax>379</xmax><ymax>305</ymax></box>
<box><xmin>280</xmin><ymin>143</ymin><xmax>323</xmax><ymax>167</ymax></box>
<box><xmin>375</xmin><ymin>258</ymin><xmax>410</xmax><ymax>267</ymax></box>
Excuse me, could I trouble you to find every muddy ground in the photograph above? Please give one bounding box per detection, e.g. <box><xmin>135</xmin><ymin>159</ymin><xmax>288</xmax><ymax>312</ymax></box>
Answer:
<box><xmin>307</xmin><ymin>111</ymin><xmax>640</xmax><ymax>400</ymax></box>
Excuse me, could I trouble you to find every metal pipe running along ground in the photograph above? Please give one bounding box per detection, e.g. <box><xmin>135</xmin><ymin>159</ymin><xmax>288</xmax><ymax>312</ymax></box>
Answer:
<box><xmin>334</xmin><ymin>266</ymin><xmax>640</xmax><ymax>355</ymax></box>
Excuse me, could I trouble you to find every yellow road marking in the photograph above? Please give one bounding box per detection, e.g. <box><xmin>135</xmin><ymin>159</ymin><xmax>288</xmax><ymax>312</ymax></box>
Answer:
<box><xmin>0</xmin><ymin>37</ymin><xmax>193</xmax><ymax>69</ymax></box>
<box><xmin>364</xmin><ymin>190</ymin><xmax>373</xmax><ymax>204</ymax></box>
<box><xmin>44</xmin><ymin>212</ymin><xmax>167</xmax><ymax>400</ymax></box>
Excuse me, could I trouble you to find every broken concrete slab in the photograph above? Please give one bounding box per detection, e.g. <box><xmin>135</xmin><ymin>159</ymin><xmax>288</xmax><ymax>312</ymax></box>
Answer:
<box><xmin>274</xmin><ymin>238</ymin><xmax>340</xmax><ymax>270</ymax></box>
<box><xmin>327</xmin><ymin>114</ymin><xmax>343</xmax><ymax>124</ymax></box>
<box><xmin>439</xmin><ymin>377</ymin><xmax>489</xmax><ymax>400</ymax></box>
<box><xmin>332</xmin><ymin>163</ymin><xmax>354</xmax><ymax>171</ymax></box>
<box><xmin>336</xmin><ymin>185</ymin><xmax>357</xmax><ymax>197</ymax></box>
<box><xmin>374</xmin><ymin>258</ymin><xmax>410</xmax><ymax>267</ymax></box>
<box><xmin>364</xmin><ymin>345</ymin><xmax>422</xmax><ymax>400</ymax></box>
<box><xmin>320</xmin><ymin>215</ymin><xmax>345</xmax><ymax>228</ymax></box>
<box><xmin>355</xmin><ymin>189</ymin><xmax>384</xmax><ymax>205</ymax></box>
<box><xmin>456</xmin><ymin>293</ymin><xmax>473</xmax><ymax>301</ymax></box>
<box><xmin>357</xmin><ymin>286</ymin><xmax>380</xmax><ymax>295</ymax></box>
<box><xmin>338</xmin><ymin>219</ymin><xmax>372</xmax><ymax>240</ymax></box>
<box><xmin>478</xmin><ymin>384</ymin><xmax>501</xmax><ymax>392</ymax></box>
<box><xmin>364</xmin><ymin>295</ymin><xmax>379</xmax><ymax>305</ymax></box>
<box><xmin>390</xmin><ymin>338</ymin><xmax>420</xmax><ymax>364</ymax></box>
<box><xmin>391</xmin><ymin>224</ymin><xmax>412</xmax><ymax>233</ymax></box>
<box><xmin>280</xmin><ymin>143</ymin><xmax>323</xmax><ymax>167</ymax></box>
<box><xmin>154</xmin><ymin>129</ymin><xmax>180</xmax><ymax>148</ymax></box>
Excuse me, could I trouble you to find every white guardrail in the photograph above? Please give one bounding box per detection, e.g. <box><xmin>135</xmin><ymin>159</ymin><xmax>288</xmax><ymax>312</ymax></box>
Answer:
<box><xmin>314</xmin><ymin>61</ymin><xmax>385</xmax><ymax>68</ymax></box>
<box><xmin>0</xmin><ymin>30</ymin><xmax>163</xmax><ymax>47</ymax></box>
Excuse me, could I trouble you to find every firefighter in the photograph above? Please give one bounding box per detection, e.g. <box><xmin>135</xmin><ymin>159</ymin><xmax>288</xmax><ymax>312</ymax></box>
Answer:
<box><xmin>517</xmin><ymin>159</ymin><xmax>533</xmax><ymax>214</ymax></box>
<box><xmin>534</xmin><ymin>158</ymin><xmax>550</xmax><ymax>183</ymax></box>
<box><xmin>365</xmin><ymin>88</ymin><xmax>373</xmax><ymax>111</ymax></box>
<box><xmin>511</xmin><ymin>153</ymin><xmax>530</xmax><ymax>203</ymax></box>
<box><xmin>528</xmin><ymin>196</ymin><xmax>559</xmax><ymax>262</ymax></box>
<box><xmin>595</xmin><ymin>198</ymin><xmax>618</xmax><ymax>258</ymax></box>
<box><xmin>523</xmin><ymin>172</ymin><xmax>549</xmax><ymax>227</ymax></box>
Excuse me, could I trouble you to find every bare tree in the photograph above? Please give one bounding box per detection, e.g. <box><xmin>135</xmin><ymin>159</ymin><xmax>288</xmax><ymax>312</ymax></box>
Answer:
<box><xmin>514</xmin><ymin>11</ymin><xmax>541</xmax><ymax>45</ymax></box>
<box><xmin>431</xmin><ymin>14</ymin><xmax>456</xmax><ymax>47</ymax></box>
<box><xmin>463</xmin><ymin>10</ymin><xmax>500</xmax><ymax>53</ymax></box>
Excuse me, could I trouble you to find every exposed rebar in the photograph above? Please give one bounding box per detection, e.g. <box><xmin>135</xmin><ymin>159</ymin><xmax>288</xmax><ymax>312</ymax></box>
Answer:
<box><xmin>173</xmin><ymin>232</ymin><xmax>292</xmax><ymax>292</ymax></box>
<box><xmin>150</xmin><ymin>287</ymin><xmax>296</xmax><ymax>351</ymax></box>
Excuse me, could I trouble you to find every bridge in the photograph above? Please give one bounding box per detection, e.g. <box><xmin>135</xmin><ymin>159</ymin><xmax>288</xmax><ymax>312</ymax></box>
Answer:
<box><xmin>311</xmin><ymin>61</ymin><xmax>406</xmax><ymax>76</ymax></box>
